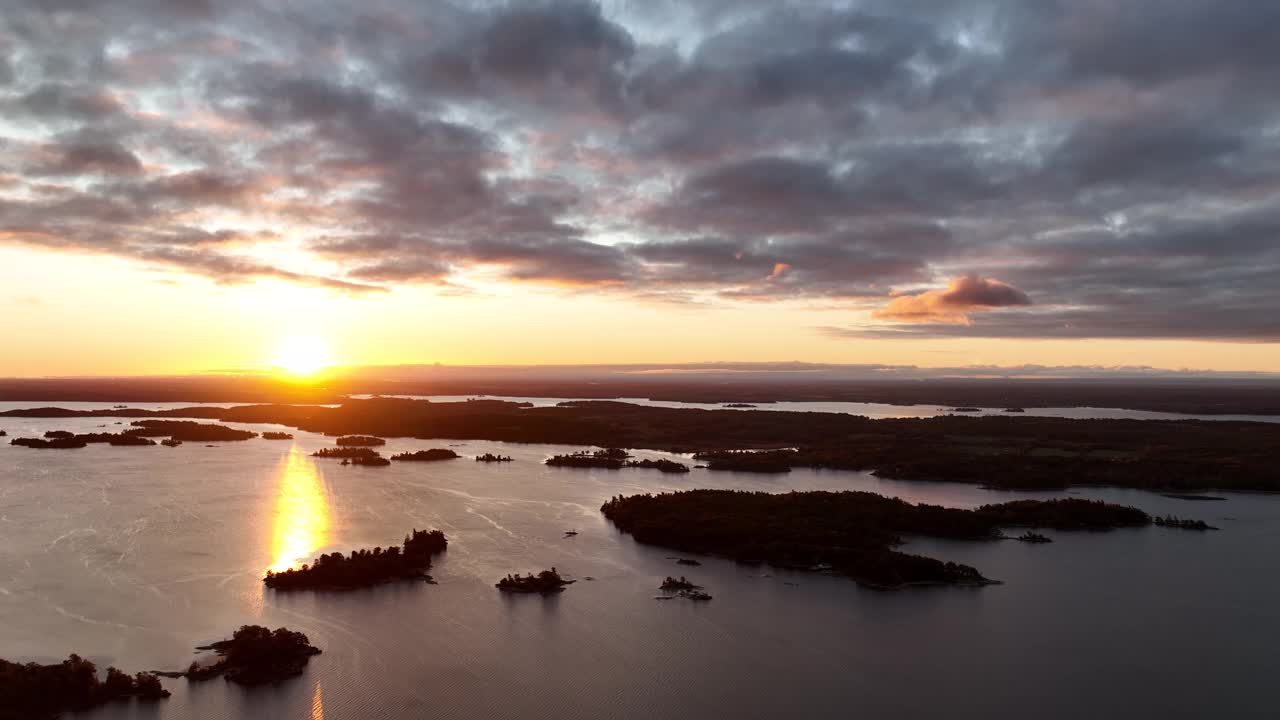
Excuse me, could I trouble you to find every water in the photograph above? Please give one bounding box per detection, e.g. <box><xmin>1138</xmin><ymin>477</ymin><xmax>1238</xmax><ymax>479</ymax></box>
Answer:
<box><xmin>0</xmin><ymin>412</ymin><xmax>1275</xmax><ymax>719</ymax></box>
<box><xmin>362</xmin><ymin>394</ymin><xmax>1280</xmax><ymax>423</ymax></box>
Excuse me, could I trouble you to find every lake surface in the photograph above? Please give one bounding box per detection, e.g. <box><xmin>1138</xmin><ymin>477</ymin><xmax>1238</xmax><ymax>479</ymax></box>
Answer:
<box><xmin>361</xmin><ymin>394</ymin><xmax>1280</xmax><ymax>423</ymax></box>
<box><xmin>1</xmin><ymin>411</ymin><xmax>1276</xmax><ymax>719</ymax></box>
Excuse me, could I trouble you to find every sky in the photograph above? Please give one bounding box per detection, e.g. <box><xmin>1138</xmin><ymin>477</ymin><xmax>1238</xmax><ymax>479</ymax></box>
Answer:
<box><xmin>2</xmin><ymin>0</ymin><xmax>1279</xmax><ymax>376</ymax></box>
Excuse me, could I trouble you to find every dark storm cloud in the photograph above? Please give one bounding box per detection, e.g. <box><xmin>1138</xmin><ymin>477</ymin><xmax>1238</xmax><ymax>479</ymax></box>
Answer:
<box><xmin>0</xmin><ymin>0</ymin><xmax>1277</xmax><ymax>339</ymax></box>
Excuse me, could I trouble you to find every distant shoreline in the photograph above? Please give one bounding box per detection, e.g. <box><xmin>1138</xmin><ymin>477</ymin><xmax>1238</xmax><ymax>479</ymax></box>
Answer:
<box><xmin>2</xmin><ymin>375</ymin><xmax>1280</xmax><ymax>416</ymax></box>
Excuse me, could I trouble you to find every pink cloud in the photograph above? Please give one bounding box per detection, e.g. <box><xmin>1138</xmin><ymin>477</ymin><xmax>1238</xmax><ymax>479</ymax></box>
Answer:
<box><xmin>873</xmin><ymin>275</ymin><xmax>1031</xmax><ymax>325</ymax></box>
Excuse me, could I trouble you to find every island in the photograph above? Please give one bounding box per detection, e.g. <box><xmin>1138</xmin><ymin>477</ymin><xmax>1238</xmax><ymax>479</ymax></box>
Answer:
<box><xmin>626</xmin><ymin>458</ymin><xmax>691</xmax><ymax>473</ymax></box>
<box><xmin>313</xmin><ymin>446</ymin><xmax>382</xmax><ymax>460</ymax></box>
<box><xmin>264</xmin><ymin>529</ymin><xmax>448</xmax><ymax>590</ymax></box>
<box><xmin>0</xmin><ymin>654</ymin><xmax>168</xmax><ymax>720</ymax></box>
<box><xmin>11</xmin><ymin>436</ymin><xmax>88</xmax><ymax>449</ymax></box>
<box><xmin>950</xmin><ymin>407</ymin><xmax>982</xmax><ymax>413</ymax></box>
<box><xmin>476</xmin><ymin>453</ymin><xmax>514</xmax><ymax>462</ymax></box>
<box><xmin>546</xmin><ymin>448</ymin><xmax>630</xmax><ymax>469</ymax></box>
<box><xmin>601</xmin><ymin>490</ymin><xmax>1174</xmax><ymax>589</ymax></box>
<box><xmin>1153</xmin><ymin>515</ymin><xmax>1218</xmax><ymax>530</ymax></box>
<box><xmin>261</xmin><ymin>431</ymin><xmax>294</xmax><ymax>440</ymax></box>
<box><xmin>181</xmin><ymin>625</ymin><xmax>320</xmax><ymax>686</ymax></box>
<box><xmin>335</xmin><ymin>435</ymin><xmax>385</xmax><ymax>446</ymax></box>
<box><xmin>161</xmin><ymin>438</ymin><xmax>182</xmax><ymax>447</ymax></box>
<box><xmin>658</xmin><ymin>576</ymin><xmax>713</xmax><ymax>601</ymax></box>
<box><xmin>0</xmin><ymin>430</ymin><xmax>5</xmax><ymax>436</ymax></box>
<box><xmin>496</xmin><ymin>568</ymin><xmax>574</xmax><ymax>594</ymax></box>
<box><xmin>1004</xmin><ymin>407</ymin><xmax>1027</xmax><ymax>413</ymax></box>
<box><xmin>723</xmin><ymin>403</ymin><xmax>757</xmax><ymax>408</ymax></box>
<box><xmin>1015</xmin><ymin>531</ymin><xmax>1052</xmax><ymax>543</ymax></box>
<box><xmin>390</xmin><ymin>448</ymin><xmax>460</xmax><ymax>462</ymax></box>
<box><xmin>349</xmin><ymin>454</ymin><xmax>391</xmax><ymax>466</ymax></box>
<box><xmin>126</xmin><ymin>420</ymin><xmax>257</xmax><ymax>441</ymax></box>
<box><xmin>1161</xmin><ymin>493</ymin><xmax>1227</xmax><ymax>502</ymax></box>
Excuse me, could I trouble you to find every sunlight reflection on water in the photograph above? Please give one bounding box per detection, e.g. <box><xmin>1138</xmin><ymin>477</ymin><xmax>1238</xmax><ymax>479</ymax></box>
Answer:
<box><xmin>311</xmin><ymin>681</ymin><xmax>324</xmax><ymax>720</ymax></box>
<box><xmin>268</xmin><ymin>446</ymin><xmax>332</xmax><ymax>574</ymax></box>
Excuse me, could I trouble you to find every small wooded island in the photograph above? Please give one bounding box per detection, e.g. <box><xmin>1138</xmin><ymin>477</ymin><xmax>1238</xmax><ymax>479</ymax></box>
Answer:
<box><xmin>0</xmin><ymin>654</ymin><xmax>168</xmax><ymax>720</ymax></box>
<box><xmin>264</xmin><ymin>529</ymin><xmax>448</xmax><ymax>590</ymax></box>
<box><xmin>658</xmin><ymin>576</ymin><xmax>713</xmax><ymax>600</ymax></box>
<box><xmin>546</xmin><ymin>448</ymin><xmax>631</xmax><ymax>468</ymax></box>
<box><xmin>181</xmin><ymin>625</ymin><xmax>320</xmax><ymax>686</ymax></box>
<box><xmin>313</xmin><ymin>446</ymin><xmax>383</xmax><ymax>460</ymax></box>
<box><xmin>261</xmin><ymin>431</ymin><xmax>293</xmax><ymax>440</ymax></box>
<box><xmin>601</xmin><ymin>490</ymin><xmax>1184</xmax><ymax>589</ymax></box>
<box><xmin>476</xmin><ymin>453</ymin><xmax>514</xmax><ymax>462</ymax></box>
<box><xmin>545</xmin><ymin>449</ymin><xmax>689</xmax><ymax>473</ymax></box>
<box><xmin>496</xmin><ymin>568</ymin><xmax>574</xmax><ymax>594</ymax></box>
<box><xmin>335</xmin><ymin>435</ymin><xmax>385</xmax><ymax>446</ymax></box>
<box><xmin>390</xmin><ymin>448</ymin><xmax>460</xmax><ymax>462</ymax></box>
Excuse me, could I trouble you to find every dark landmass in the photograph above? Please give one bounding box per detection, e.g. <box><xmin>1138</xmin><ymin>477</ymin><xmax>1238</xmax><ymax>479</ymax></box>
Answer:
<box><xmin>1161</xmin><ymin>493</ymin><xmax>1227</xmax><ymax>502</ymax></box>
<box><xmin>673</xmin><ymin>557</ymin><xmax>703</xmax><ymax>566</ymax></box>
<box><xmin>1153</xmin><ymin>515</ymin><xmax>1219</xmax><ymax>530</ymax></box>
<box><xmin>127</xmin><ymin>420</ymin><xmax>256</xmax><ymax>441</ymax></box>
<box><xmin>0</xmin><ymin>430</ymin><xmax>5</xmax><ymax>436</ymax></box>
<box><xmin>390</xmin><ymin>448</ymin><xmax>460</xmax><ymax>462</ymax></box>
<box><xmin>496</xmin><ymin>568</ymin><xmax>573</xmax><ymax>594</ymax></box>
<box><xmin>546</xmin><ymin>448</ymin><xmax>631</xmax><ymax>469</ymax></box>
<box><xmin>12</xmin><ymin>430</ymin><xmax>164</xmax><ymax>448</ymax></box>
<box><xmin>950</xmin><ymin>407</ymin><xmax>982</xmax><ymax>412</ymax></box>
<box><xmin>264</xmin><ymin>529</ymin><xmax>447</xmax><ymax>590</ymax></box>
<box><xmin>601</xmin><ymin>490</ymin><xmax>1167</xmax><ymax>589</ymax></box>
<box><xmin>313</xmin><ymin>446</ymin><xmax>381</xmax><ymax>460</ymax></box>
<box><xmin>1004</xmin><ymin>407</ymin><xmax>1026</xmax><ymax>413</ymax></box>
<box><xmin>108</xmin><ymin>434</ymin><xmax>157</xmax><ymax>446</ymax></box>
<box><xmin>261</xmin><ymin>431</ymin><xmax>293</xmax><ymax>440</ymax></box>
<box><xmin>626</xmin><ymin>458</ymin><xmax>691</xmax><ymax>473</ymax></box>
<box><xmin>4</xmin><ymin>372</ymin><xmax>1280</xmax><ymax>416</ymax></box>
<box><xmin>723</xmin><ymin>403</ymin><xmax>757</xmax><ymax>408</ymax></box>
<box><xmin>0</xmin><ymin>654</ymin><xmax>168</xmax><ymax>720</ymax></box>
<box><xmin>349</xmin><ymin>454</ymin><xmax>390</xmax><ymax>466</ymax></box>
<box><xmin>335</xmin><ymin>435</ymin><xmax>385</xmax><ymax>446</ymax></box>
<box><xmin>660</xmin><ymin>576</ymin><xmax>699</xmax><ymax>591</ymax></box>
<box><xmin>11</xmin><ymin>436</ymin><xmax>88</xmax><ymax>449</ymax></box>
<box><xmin>6</xmin><ymin>398</ymin><xmax>1278</xmax><ymax>491</ymax></box>
<box><xmin>183</xmin><ymin>626</ymin><xmax>320</xmax><ymax>686</ymax></box>
<box><xmin>1015</xmin><ymin>531</ymin><xmax>1052</xmax><ymax>543</ymax></box>
<box><xmin>476</xmin><ymin>453</ymin><xmax>513</xmax><ymax>462</ymax></box>
<box><xmin>693</xmin><ymin>449</ymin><xmax>794</xmax><ymax>473</ymax></box>
<box><xmin>161</xmin><ymin>438</ymin><xmax>182</xmax><ymax>447</ymax></box>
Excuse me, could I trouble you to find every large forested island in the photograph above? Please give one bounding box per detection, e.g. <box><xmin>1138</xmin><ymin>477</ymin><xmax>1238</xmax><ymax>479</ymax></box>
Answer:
<box><xmin>601</xmin><ymin>490</ymin><xmax>1164</xmax><ymax>589</ymax></box>
<box><xmin>183</xmin><ymin>625</ymin><xmax>320</xmax><ymax>686</ymax></box>
<box><xmin>391</xmin><ymin>448</ymin><xmax>460</xmax><ymax>462</ymax></box>
<box><xmin>0</xmin><ymin>654</ymin><xmax>168</xmax><ymax>720</ymax></box>
<box><xmin>264</xmin><ymin>529</ymin><xmax>448</xmax><ymax>590</ymax></box>
<box><xmin>3</xmin><ymin>397</ymin><xmax>1278</xmax><ymax>491</ymax></box>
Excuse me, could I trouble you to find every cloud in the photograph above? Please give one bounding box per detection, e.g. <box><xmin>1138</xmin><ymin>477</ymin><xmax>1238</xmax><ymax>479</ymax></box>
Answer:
<box><xmin>0</xmin><ymin>0</ymin><xmax>1276</xmax><ymax>340</ymax></box>
<box><xmin>873</xmin><ymin>275</ymin><xmax>1031</xmax><ymax>324</ymax></box>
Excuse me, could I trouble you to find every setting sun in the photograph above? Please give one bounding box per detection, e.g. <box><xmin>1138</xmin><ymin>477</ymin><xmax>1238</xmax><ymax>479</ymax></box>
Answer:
<box><xmin>273</xmin><ymin>336</ymin><xmax>332</xmax><ymax>376</ymax></box>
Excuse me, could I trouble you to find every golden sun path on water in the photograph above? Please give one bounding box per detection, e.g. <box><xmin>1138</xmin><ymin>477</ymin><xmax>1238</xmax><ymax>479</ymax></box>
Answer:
<box><xmin>268</xmin><ymin>446</ymin><xmax>333</xmax><ymax>574</ymax></box>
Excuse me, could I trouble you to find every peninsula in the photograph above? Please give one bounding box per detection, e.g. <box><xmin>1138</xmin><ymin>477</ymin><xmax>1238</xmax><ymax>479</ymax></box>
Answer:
<box><xmin>0</xmin><ymin>655</ymin><xmax>168</xmax><ymax>720</ymax></box>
